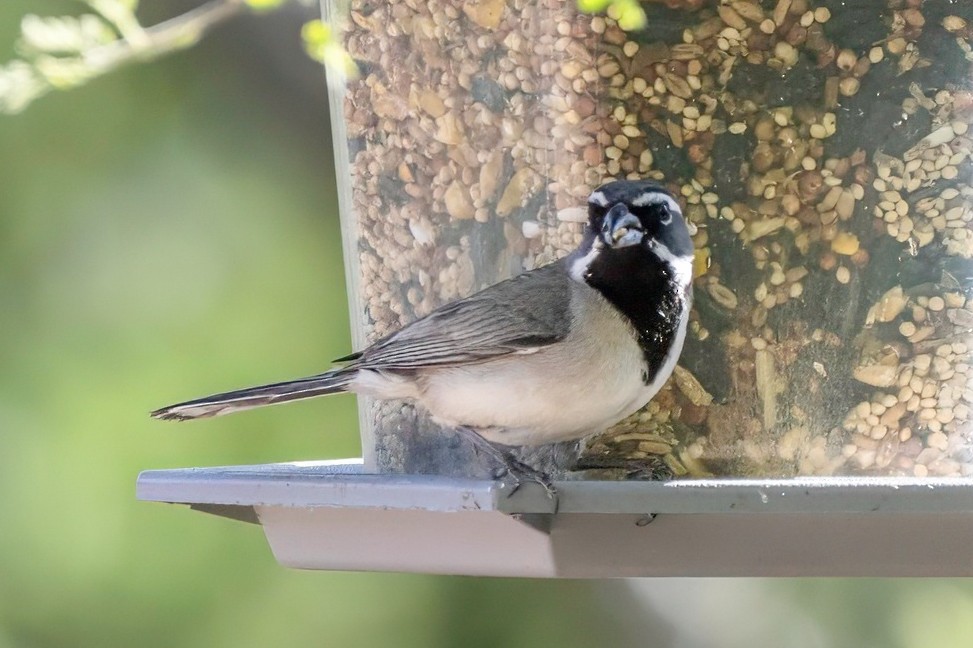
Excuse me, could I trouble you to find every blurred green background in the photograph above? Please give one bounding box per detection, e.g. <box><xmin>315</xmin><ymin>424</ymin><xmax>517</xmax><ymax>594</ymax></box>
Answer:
<box><xmin>2</xmin><ymin>2</ymin><xmax>973</xmax><ymax>647</ymax></box>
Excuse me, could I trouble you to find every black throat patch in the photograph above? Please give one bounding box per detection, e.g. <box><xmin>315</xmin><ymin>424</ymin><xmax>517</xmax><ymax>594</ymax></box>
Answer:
<box><xmin>582</xmin><ymin>246</ymin><xmax>690</xmax><ymax>384</ymax></box>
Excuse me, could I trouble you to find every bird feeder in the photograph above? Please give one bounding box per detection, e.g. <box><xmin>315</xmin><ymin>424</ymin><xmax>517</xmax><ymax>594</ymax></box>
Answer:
<box><xmin>139</xmin><ymin>0</ymin><xmax>973</xmax><ymax>575</ymax></box>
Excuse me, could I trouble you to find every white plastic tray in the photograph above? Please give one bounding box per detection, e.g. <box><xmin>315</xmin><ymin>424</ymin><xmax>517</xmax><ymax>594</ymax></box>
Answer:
<box><xmin>137</xmin><ymin>460</ymin><xmax>973</xmax><ymax>576</ymax></box>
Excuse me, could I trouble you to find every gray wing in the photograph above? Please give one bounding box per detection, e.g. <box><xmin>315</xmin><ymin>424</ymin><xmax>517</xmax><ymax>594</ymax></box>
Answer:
<box><xmin>347</xmin><ymin>262</ymin><xmax>572</xmax><ymax>370</ymax></box>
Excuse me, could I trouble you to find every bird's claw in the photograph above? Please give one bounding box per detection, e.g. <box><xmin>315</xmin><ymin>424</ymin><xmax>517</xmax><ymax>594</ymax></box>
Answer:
<box><xmin>494</xmin><ymin>457</ymin><xmax>557</xmax><ymax>499</ymax></box>
<box><xmin>455</xmin><ymin>426</ymin><xmax>557</xmax><ymax>499</ymax></box>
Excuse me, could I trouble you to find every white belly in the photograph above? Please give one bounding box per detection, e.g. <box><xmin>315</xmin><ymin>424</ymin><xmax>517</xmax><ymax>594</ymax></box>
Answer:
<box><xmin>350</xmin><ymin>282</ymin><xmax>688</xmax><ymax>447</ymax></box>
<box><xmin>414</xmin><ymin>284</ymin><xmax>680</xmax><ymax>446</ymax></box>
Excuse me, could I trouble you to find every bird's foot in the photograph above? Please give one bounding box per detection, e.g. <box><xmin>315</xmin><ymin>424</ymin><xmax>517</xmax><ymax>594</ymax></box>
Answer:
<box><xmin>454</xmin><ymin>426</ymin><xmax>557</xmax><ymax>499</ymax></box>
<box><xmin>491</xmin><ymin>456</ymin><xmax>557</xmax><ymax>498</ymax></box>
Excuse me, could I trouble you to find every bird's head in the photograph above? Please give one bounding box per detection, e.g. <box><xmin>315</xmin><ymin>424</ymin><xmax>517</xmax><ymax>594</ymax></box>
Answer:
<box><xmin>570</xmin><ymin>179</ymin><xmax>694</xmax><ymax>290</ymax></box>
<box><xmin>588</xmin><ymin>180</ymin><xmax>693</xmax><ymax>258</ymax></box>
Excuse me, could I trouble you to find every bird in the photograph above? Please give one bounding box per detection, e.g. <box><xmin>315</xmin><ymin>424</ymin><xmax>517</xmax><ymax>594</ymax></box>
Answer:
<box><xmin>151</xmin><ymin>179</ymin><xmax>695</xmax><ymax>490</ymax></box>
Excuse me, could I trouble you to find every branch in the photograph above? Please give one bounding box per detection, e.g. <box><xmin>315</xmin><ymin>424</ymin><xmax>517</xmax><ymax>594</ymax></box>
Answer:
<box><xmin>0</xmin><ymin>0</ymin><xmax>251</xmax><ymax>114</ymax></box>
<box><xmin>83</xmin><ymin>0</ymin><xmax>247</xmax><ymax>74</ymax></box>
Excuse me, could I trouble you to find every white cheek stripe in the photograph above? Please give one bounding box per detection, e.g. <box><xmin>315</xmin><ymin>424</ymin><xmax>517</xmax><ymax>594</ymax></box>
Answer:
<box><xmin>641</xmin><ymin>239</ymin><xmax>694</xmax><ymax>406</ymax></box>
<box><xmin>649</xmin><ymin>239</ymin><xmax>695</xmax><ymax>289</ymax></box>
<box><xmin>569</xmin><ymin>240</ymin><xmax>602</xmax><ymax>282</ymax></box>
<box><xmin>643</xmin><ymin>293</ymin><xmax>691</xmax><ymax>403</ymax></box>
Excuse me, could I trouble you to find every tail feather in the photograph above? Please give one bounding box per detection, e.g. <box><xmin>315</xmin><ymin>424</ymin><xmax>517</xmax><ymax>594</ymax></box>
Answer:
<box><xmin>150</xmin><ymin>370</ymin><xmax>355</xmax><ymax>421</ymax></box>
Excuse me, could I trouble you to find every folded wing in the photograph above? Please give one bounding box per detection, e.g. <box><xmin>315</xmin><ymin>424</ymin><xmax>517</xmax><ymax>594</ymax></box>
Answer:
<box><xmin>349</xmin><ymin>263</ymin><xmax>572</xmax><ymax>370</ymax></box>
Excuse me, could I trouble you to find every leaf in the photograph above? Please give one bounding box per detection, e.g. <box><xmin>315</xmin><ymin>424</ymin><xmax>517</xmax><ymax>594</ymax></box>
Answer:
<box><xmin>0</xmin><ymin>61</ymin><xmax>48</xmax><ymax>113</ymax></box>
<box><xmin>244</xmin><ymin>0</ymin><xmax>288</xmax><ymax>11</ymax></box>
<box><xmin>301</xmin><ymin>20</ymin><xmax>359</xmax><ymax>83</ymax></box>
<box><xmin>576</xmin><ymin>0</ymin><xmax>647</xmax><ymax>32</ymax></box>
<box><xmin>300</xmin><ymin>18</ymin><xmax>332</xmax><ymax>54</ymax></box>
<box><xmin>82</xmin><ymin>0</ymin><xmax>140</xmax><ymax>12</ymax></box>
<box><xmin>577</xmin><ymin>0</ymin><xmax>613</xmax><ymax>13</ymax></box>
<box><xmin>34</xmin><ymin>55</ymin><xmax>94</xmax><ymax>89</ymax></box>
<box><xmin>19</xmin><ymin>14</ymin><xmax>114</xmax><ymax>56</ymax></box>
<box><xmin>614</xmin><ymin>0</ymin><xmax>647</xmax><ymax>31</ymax></box>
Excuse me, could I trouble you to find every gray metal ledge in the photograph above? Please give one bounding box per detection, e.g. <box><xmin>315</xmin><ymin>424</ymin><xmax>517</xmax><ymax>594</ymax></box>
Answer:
<box><xmin>137</xmin><ymin>460</ymin><xmax>973</xmax><ymax>577</ymax></box>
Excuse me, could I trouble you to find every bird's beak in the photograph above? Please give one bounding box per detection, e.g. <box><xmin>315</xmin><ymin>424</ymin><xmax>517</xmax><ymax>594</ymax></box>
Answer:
<box><xmin>600</xmin><ymin>203</ymin><xmax>644</xmax><ymax>248</ymax></box>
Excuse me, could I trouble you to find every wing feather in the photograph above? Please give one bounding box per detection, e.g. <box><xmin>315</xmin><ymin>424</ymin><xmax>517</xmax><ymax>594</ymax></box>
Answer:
<box><xmin>351</xmin><ymin>263</ymin><xmax>572</xmax><ymax>370</ymax></box>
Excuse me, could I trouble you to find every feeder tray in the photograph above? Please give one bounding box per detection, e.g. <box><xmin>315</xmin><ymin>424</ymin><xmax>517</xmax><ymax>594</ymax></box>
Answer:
<box><xmin>137</xmin><ymin>460</ymin><xmax>973</xmax><ymax>577</ymax></box>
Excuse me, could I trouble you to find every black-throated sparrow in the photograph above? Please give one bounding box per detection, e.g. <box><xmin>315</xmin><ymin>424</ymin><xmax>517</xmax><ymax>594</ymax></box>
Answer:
<box><xmin>152</xmin><ymin>179</ymin><xmax>694</xmax><ymax>487</ymax></box>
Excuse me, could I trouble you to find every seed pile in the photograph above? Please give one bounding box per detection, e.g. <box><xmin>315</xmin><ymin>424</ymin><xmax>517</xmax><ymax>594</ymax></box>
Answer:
<box><xmin>334</xmin><ymin>0</ymin><xmax>973</xmax><ymax>478</ymax></box>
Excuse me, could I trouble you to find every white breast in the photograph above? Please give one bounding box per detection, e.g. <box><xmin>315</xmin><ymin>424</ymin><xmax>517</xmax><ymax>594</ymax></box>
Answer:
<box><xmin>410</xmin><ymin>281</ymin><xmax>673</xmax><ymax>446</ymax></box>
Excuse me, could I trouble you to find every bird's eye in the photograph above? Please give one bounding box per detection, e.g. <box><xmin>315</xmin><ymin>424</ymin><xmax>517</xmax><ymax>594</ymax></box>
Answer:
<box><xmin>588</xmin><ymin>204</ymin><xmax>608</xmax><ymax>227</ymax></box>
<box><xmin>658</xmin><ymin>204</ymin><xmax>672</xmax><ymax>225</ymax></box>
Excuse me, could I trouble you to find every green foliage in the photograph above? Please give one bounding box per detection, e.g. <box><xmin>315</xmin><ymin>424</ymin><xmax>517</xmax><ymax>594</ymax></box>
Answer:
<box><xmin>0</xmin><ymin>0</ymin><xmax>340</xmax><ymax>116</ymax></box>
<box><xmin>18</xmin><ymin>14</ymin><xmax>117</xmax><ymax>57</ymax></box>
<box><xmin>0</xmin><ymin>14</ymin><xmax>637</xmax><ymax>645</ymax></box>
<box><xmin>577</xmin><ymin>0</ymin><xmax>647</xmax><ymax>31</ymax></box>
<box><xmin>0</xmin><ymin>0</ymin><xmax>649</xmax><ymax>115</ymax></box>
<box><xmin>0</xmin><ymin>13</ymin><xmax>109</xmax><ymax>111</ymax></box>
<box><xmin>4</xmin><ymin>2</ymin><xmax>973</xmax><ymax>647</ymax></box>
<box><xmin>0</xmin><ymin>0</ymin><xmax>145</xmax><ymax>112</ymax></box>
<box><xmin>302</xmin><ymin>19</ymin><xmax>359</xmax><ymax>84</ymax></box>
<box><xmin>245</xmin><ymin>0</ymin><xmax>289</xmax><ymax>10</ymax></box>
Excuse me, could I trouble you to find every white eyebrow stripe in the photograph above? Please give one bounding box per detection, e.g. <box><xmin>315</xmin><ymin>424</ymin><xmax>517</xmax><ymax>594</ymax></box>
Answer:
<box><xmin>631</xmin><ymin>192</ymin><xmax>682</xmax><ymax>216</ymax></box>
<box><xmin>588</xmin><ymin>191</ymin><xmax>608</xmax><ymax>207</ymax></box>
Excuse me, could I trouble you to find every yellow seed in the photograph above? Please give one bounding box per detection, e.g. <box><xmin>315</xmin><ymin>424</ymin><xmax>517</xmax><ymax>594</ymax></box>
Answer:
<box><xmin>887</xmin><ymin>37</ymin><xmax>907</xmax><ymax>55</ymax></box>
<box><xmin>944</xmin><ymin>15</ymin><xmax>968</xmax><ymax>33</ymax></box>
<box><xmin>831</xmin><ymin>232</ymin><xmax>860</xmax><ymax>256</ymax></box>
<box><xmin>836</xmin><ymin>49</ymin><xmax>857</xmax><ymax>71</ymax></box>
<box><xmin>774</xmin><ymin>41</ymin><xmax>798</xmax><ymax>67</ymax></box>
<box><xmin>639</xmin><ymin>149</ymin><xmax>654</xmax><ymax>169</ymax></box>
<box><xmin>839</xmin><ymin>77</ymin><xmax>860</xmax><ymax>97</ymax></box>
<box><xmin>693</xmin><ymin>248</ymin><xmax>711</xmax><ymax>278</ymax></box>
<box><xmin>718</xmin><ymin>6</ymin><xmax>748</xmax><ymax>30</ymax></box>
